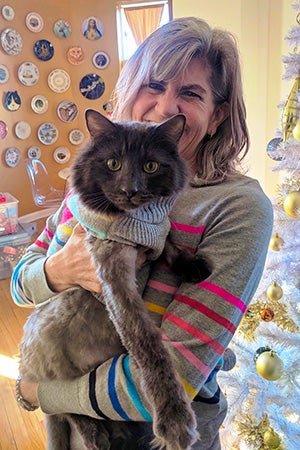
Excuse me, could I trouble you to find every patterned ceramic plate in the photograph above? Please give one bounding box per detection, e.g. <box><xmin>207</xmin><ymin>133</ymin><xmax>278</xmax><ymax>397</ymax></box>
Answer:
<box><xmin>5</xmin><ymin>147</ymin><xmax>21</xmax><ymax>167</ymax></box>
<box><xmin>2</xmin><ymin>5</ymin><xmax>15</xmax><ymax>21</ymax></box>
<box><xmin>31</xmin><ymin>95</ymin><xmax>48</xmax><ymax>114</ymax></box>
<box><xmin>66</xmin><ymin>46</ymin><xmax>84</xmax><ymax>65</ymax></box>
<box><xmin>69</xmin><ymin>129</ymin><xmax>85</xmax><ymax>145</ymax></box>
<box><xmin>26</xmin><ymin>12</ymin><xmax>44</xmax><ymax>32</ymax></box>
<box><xmin>27</xmin><ymin>146</ymin><xmax>42</xmax><ymax>159</ymax></box>
<box><xmin>38</xmin><ymin>122</ymin><xmax>59</xmax><ymax>145</ymax></box>
<box><xmin>92</xmin><ymin>51</ymin><xmax>110</xmax><ymax>69</ymax></box>
<box><xmin>15</xmin><ymin>121</ymin><xmax>31</xmax><ymax>140</ymax></box>
<box><xmin>0</xmin><ymin>120</ymin><xmax>8</xmax><ymax>140</ymax></box>
<box><xmin>81</xmin><ymin>17</ymin><xmax>103</xmax><ymax>41</ymax></box>
<box><xmin>48</xmin><ymin>69</ymin><xmax>70</xmax><ymax>93</ymax></box>
<box><xmin>18</xmin><ymin>62</ymin><xmax>39</xmax><ymax>86</ymax></box>
<box><xmin>57</xmin><ymin>101</ymin><xmax>78</xmax><ymax>122</ymax></box>
<box><xmin>53</xmin><ymin>146</ymin><xmax>71</xmax><ymax>164</ymax></box>
<box><xmin>34</xmin><ymin>39</ymin><xmax>54</xmax><ymax>61</ymax></box>
<box><xmin>1</xmin><ymin>28</ymin><xmax>23</xmax><ymax>55</ymax></box>
<box><xmin>79</xmin><ymin>73</ymin><xmax>105</xmax><ymax>99</ymax></box>
<box><xmin>53</xmin><ymin>19</ymin><xmax>72</xmax><ymax>38</ymax></box>
<box><xmin>0</xmin><ymin>64</ymin><xmax>9</xmax><ymax>84</ymax></box>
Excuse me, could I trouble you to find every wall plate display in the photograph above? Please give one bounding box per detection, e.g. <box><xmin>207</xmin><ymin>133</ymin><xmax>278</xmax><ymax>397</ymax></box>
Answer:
<box><xmin>18</xmin><ymin>62</ymin><xmax>39</xmax><ymax>86</ymax></box>
<box><xmin>5</xmin><ymin>147</ymin><xmax>21</xmax><ymax>167</ymax></box>
<box><xmin>27</xmin><ymin>146</ymin><xmax>42</xmax><ymax>159</ymax></box>
<box><xmin>5</xmin><ymin>91</ymin><xmax>21</xmax><ymax>111</ymax></box>
<box><xmin>26</xmin><ymin>12</ymin><xmax>44</xmax><ymax>32</ymax></box>
<box><xmin>53</xmin><ymin>19</ymin><xmax>72</xmax><ymax>38</ymax></box>
<box><xmin>15</xmin><ymin>121</ymin><xmax>31</xmax><ymax>140</ymax></box>
<box><xmin>0</xmin><ymin>64</ymin><xmax>9</xmax><ymax>84</ymax></box>
<box><xmin>38</xmin><ymin>122</ymin><xmax>59</xmax><ymax>145</ymax></box>
<box><xmin>0</xmin><ymin>121</ymin><xmax>8</xmax><ymax>140</ymax></box>
<box><xmin>34</xmin><ymin>39</ymin><xmax>54</xmax><ymax>61</ymax></box>
<box><xmin>57</xmin><ymin>101</ymin><xmax>78</xmax><ymax>122</ymax></box>
<box><xmin>66</xmin><ymin>46</ymin><xmax>84</xmax><ymax>65</ymax></box>
<box><xmin>53</xmin><ymin>146</ymin><xmax>71</xmax><ymax>164</ymax></box>
<box><xmin>2</xmin><ymin>5</ymin><xmax>15</xmax><ymax>21</ymax></box>
<box><xmin>79</xmin><ymin>73</ymin><xmax>105</xmax><ymax>100</ymax></box>
<box><xmin>92</xmin><ymin>51</ymin><xmax>110</xmax><ymax>69</ymax></box>
<box><xmin>31</xmin><ymin>95</ymin><xmax>48</xmax><ymax>114</ymax></box>
<box><xmin>69</xmin><ymin>129</ymin><xmax>85</xmax><ymax>145</ymax></box>
<box><xmin>48</xmin><ymin>69</ymin><xmax>70</xmax><ymax>93</ymax></box>
<box><xmin>82</xmin><ymin>17</ymin><xmax>103</xmax><ymax>41</ymax></box>
<box><xmin>1</xmin><ymin>28</ymin><xmax>23</xmax><ymax>55</ymax></box>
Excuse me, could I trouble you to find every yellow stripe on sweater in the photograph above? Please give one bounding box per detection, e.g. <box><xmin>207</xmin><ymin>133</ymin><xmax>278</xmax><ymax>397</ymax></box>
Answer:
<box><xmin>60</xmin><ymin>224</ymin><xmax>73</xmax><ymax>235</ymax></box>
<box><xmin>180</xmin><ymin>377</ymin><xmax>198</xmax><ymax>399</ymax></box>
<box><xmin>145</xmin><ymin>301</ymin><xmax>166</xmax><ymax>315</ymax></box>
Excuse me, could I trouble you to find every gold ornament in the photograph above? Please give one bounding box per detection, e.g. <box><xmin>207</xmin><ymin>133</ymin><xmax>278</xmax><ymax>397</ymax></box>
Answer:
<box><xmin>255</xmin><ymin>349</ymin><xmax>284</xmax><ymax>381</ymax></box>
<box><xmin>266</xmin><ymin>281</ymin><xmax>283</xmax><ymax>301</ymax></box>
<box><xmin>269</xmin><ymin>233</ymin><xmax>284</xmax><ymax>251</ymax></box>
<box><xmin>283</xmin><ymin>190</ymin><xmax>300</xmax><ymax>218</ymax></box>
<box><xmin>282</xmin><ymin>76</ymin><xmax>300</xmax><ymax>141</ymax></box>
<box><xmin>263</xmin><ymin>429</ymin><xmax>281</xmax><ymax>449</ymax></box>
<box><xmin>293</xmin><ymin>120</ymin><xmax>300</xmax><ymax>140</ymax></box>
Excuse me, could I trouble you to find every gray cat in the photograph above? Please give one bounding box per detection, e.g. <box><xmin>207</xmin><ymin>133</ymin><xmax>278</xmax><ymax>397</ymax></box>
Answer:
<box><xmin>19</xmin><ymin>110</ymin><xmax>209</xmax><ymax>450</ymax></box>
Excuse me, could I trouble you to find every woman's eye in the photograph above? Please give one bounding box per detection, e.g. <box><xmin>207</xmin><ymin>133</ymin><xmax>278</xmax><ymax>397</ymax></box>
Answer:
<box><xmin>107</xmin><ymin>158</ymin><xmax>121</xmax><ymax>171</ymax></box>
<box><xmin>144</xmin><ymin>161</ymin><xmax>159</xmax><ymax>174</ymax></box>
<box><xmin>182</xmin><ymin>90</ymin><xmax>203</xmax><ymax>100</ymax></box>
<box><xmin>148</xmin><ymin>82</ymin><xmax>164</xmax><ymax>91</ymax></box>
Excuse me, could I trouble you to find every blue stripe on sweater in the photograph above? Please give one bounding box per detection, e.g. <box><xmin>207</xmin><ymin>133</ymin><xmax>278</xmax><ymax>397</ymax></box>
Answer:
<box><xmin>10</xmin><ymin>258</ymin><xmax>32</xmax><ymax>306</ymax></box>
<box><xmin>122</xmin><ymin>355</ymin><xmax>152</xmax><ymax>422</ymax></box>
<box><xmin>89</xmin><ymin>368</ymin><xmax>110</xmax><ymax>419</ymax></box>
<box><xmin>108</xmin><ymin>356</ymin><xmax>131</xmax><ymax>420</ymax></box>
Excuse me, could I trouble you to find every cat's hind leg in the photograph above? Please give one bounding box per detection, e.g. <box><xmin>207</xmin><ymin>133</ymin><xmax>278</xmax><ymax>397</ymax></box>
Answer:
<box><xmin>45</xmin><ymin>414</ymin><xmax>70</xmax><ymax>450</ymax></box>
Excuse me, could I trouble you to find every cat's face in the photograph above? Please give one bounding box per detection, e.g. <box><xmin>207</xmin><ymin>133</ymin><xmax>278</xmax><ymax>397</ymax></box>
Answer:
<box><xmin>71</xmin><ymin>110</ymin><xmax>187</xmax><ymax>214</ymax></box>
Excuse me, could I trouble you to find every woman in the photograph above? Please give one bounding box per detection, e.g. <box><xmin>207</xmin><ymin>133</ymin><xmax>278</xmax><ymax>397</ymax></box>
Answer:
<box><xmin>12</xmin><ymin>17</ymin><xmax>273</xmax><ymax>449</ymax></box>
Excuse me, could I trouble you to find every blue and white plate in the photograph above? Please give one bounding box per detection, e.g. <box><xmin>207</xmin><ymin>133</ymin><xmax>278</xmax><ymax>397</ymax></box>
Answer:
<box><xmin>0</xmin><ymin>64</ymin><xmax>9</xmax><ymax>84</ymax></box>
<box><xmin>79</xmin><ymin>73</ymin><xmax>105</xmax><ymax>100</ymax></box>
<box><xmin>1</xmin><ymin>28</ymin><xmax>23</xmax><ymax>55</ymax></box>
<box><xmin>38</xmin><ymin>123</ymin><xmax>59</xmax><ymax>145</ymax></box>
<box><xmin>34</xmin><ymin>39</ymin><xmax>54</xmax><ymax>61</ymax></box>
<box><xmin>18</xmin><ymin>62</ymin><xmax>39</xmax><ymax>86</ymax></box>
<box><xmin>26</xmin><ymin>12</ymin><xmax>44</xmax><ymax>32</ymax></box>
<box><xmin>5</xmin><ymin>147</ymin><xmax>21</xmax><ymax>167</ymax></box>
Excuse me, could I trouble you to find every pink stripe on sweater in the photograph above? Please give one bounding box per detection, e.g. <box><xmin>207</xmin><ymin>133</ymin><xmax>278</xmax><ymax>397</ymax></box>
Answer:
<box><xmin>44</xmin><ymin>227</ymin><xmax>54</xmax><ymax>239</ymax></box>
<box><xmin>175</xmin><ymin>294</ymin><xmax>236</xmax><ymax>334</ymax></box>
<box><xmin>35</xmin><ymin>239</ymin><xmax>49</xmax><ymax>250</ymax></box>
<box><xmin>198</xmin><ymin>280</ymin><xmax>247</xmax><ymax>313</ymax></box>
<box><xmin>61</xmin><ymin>206</ymin><xmax>73</xmax><ymax>224</ymax></box>
<box><xmin>162</xmin><ymin>333</ymin><xmax>211</xmax><ymax>376</ymax></box>
<box><xmin>147</xmin><ymin>279</ymin><xmax>178</xmax><ymax>294</ymax></box>
<box><xmin>163</xmin><ymin>312</ymin><xmax>224</xmax><ymax>355</ymax></box>
<box><xmin>170</xmin><ymin>222</ymin><xmax>205</xmax><ymax>234</ymax></box>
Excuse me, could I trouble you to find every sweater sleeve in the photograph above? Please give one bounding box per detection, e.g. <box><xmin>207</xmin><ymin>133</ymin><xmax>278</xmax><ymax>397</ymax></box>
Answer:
<box><xmin>10</xmin><ymin>200</ymin><xmax>67</xmax><ymax>307</ymax></box>
<box><xmin>37</xmin><ymin>179</ymin><xmax>274</xmax><ymax>421</ymax></box>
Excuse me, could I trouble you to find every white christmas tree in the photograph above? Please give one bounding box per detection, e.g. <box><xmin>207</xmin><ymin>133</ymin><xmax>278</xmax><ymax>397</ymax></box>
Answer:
<box><xmin>218</xmin><ymin>3</ymin><xmax>300</xmax><ymax>449</ymax></box>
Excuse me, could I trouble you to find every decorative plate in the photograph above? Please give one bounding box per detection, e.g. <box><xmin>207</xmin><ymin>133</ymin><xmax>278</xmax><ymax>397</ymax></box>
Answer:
<box><xmin>5</xmin><ymin>147</ymin><xmax>21</xmax><ymax>168</ymax></box>
<box><xmin>69</xmin><ymin>129</ymin><xmax>85</xmax><ymax>145</ymax></box>
<box><xmin>57</xmin><ymin>101</ymin><xmax>78</xmax><ymax>123</ymax></box>
<box><xmin>18</xmin><ymin>62</ymin><xmax>39</xmax><ymax>86</ymax></box>
<box><xmin>92</xmin><ymin>51</ymin><xmax>110</xmax><ymax>69</ymax></box>
<box><xmin>2</xmin><ymin>5</ymin><xmax>15</xmax><ymax>21</ymax></box>
<box><xmin>48</xmin><ymin>69</ymin><xmax>70</xmax><ymax>93</ymax></box>
<box><xmin>34</xmin><ymin>39</ymin><xmax>54</xmax><ymax>61</ymax></box>
<box><xmin>38</xmin><ymin>123</ymin><xmax>59</xmax><ymax>145</ymax></box>
<box><xmin>31</xmin><ymin>95</ymin><xmax>48</xmax><ymax>114</ymax></box>
<box><xmin>66</xmin><ymin>46</ymin><xmax>84</xmax><ymax>65</ymax></box>
<box><xmin>53</xmin><ymin>19</ymin><xmax>72</xmax><ymax>38</ymax></box>
<box><xmin>79</xmin><ymin>73</ymin><xmax>105</xmax><ymax>100</ymax></box>
<box><xmin>27</xmin><ymin>146</ymin><xmax>42</xmax><ymax>159</ymax></box>
<box><xmin>15</xmin><ymin>121</ymin><xmax>31</xmax><ymax>140</ymax></box>
<box><xmin>1</xmin><ymin>28</ymin><xmax>23</xmax><ymax>55</ymax></box>
<box><xmin>82</xmin><ymin>17</ymin><xmax>103</xmax><ymax>41</ymax></box>
<box><xmin>0</xmin><ymin>64</ymin><xmax>9</xmax><ymax>84</ymax></box>
<box><xmin>0</xmin><ymin>121</ymin><xmax>8</xmax><ymax>140</ymax></box>
<box><xmin>5</xmin><ymin>91</ymin><xmax>21</xmax><ymax>111</ymax></box>
<box><xmin>53</xmin><ymin>146</ymin><xmax>71</xmax><ymax>164</ymax></box>
<box><xmin>26</xmin><ymin>12</ymin><xmax>44</xmax><ymax>32</ymax></box>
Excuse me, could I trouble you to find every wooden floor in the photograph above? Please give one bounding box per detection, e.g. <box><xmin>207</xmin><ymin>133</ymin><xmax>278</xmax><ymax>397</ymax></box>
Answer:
<box><xmin>0</xmin><ymin>277</ymin><xmax>46</xmax><ymax>450</ymax></box>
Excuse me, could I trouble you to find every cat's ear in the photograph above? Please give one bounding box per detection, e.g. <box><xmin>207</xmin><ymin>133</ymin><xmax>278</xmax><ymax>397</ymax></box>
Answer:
<box><xmin>157</xmin><ymin>114</ymin><xmax>186</xmax><ymax>143</ymax></box>
<box><xmin>85</xmin><ymin>109</ymin><xmax>116</xmax><ymax>138</ymax></box>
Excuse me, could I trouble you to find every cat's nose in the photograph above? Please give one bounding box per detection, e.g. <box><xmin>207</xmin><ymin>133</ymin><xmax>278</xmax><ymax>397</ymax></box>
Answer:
<box><xmin>120</xmin><ymin>187</ymin><xmax>138</xmax><ymax>199</ymax></box>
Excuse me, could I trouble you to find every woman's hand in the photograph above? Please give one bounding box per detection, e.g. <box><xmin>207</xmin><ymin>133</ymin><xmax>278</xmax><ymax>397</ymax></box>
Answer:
<box><xmin>18</xmin><ymin>378</ymin><xmax>39</xmax><ymax>408</ymax></box>
<box><xmin>44</xmin><ymin>223</ymin><xmax>101</xmax><ymax>293</ymax></box>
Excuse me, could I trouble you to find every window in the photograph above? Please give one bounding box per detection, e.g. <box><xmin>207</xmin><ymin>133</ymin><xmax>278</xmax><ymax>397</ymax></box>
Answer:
<box><xmin>116</xmin><ymin>1</ymin><xmax>172</xmax><ymax>65</ymax></box>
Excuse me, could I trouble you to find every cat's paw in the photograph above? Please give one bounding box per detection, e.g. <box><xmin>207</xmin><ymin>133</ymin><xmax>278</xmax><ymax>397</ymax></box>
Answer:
<box><xmin>171</xmin><ymin>253</ymin><xmax>211</xmax><ymax>283</ymax></box>
<box><xmin>151</xmin><ymin>401</ymin><xmax>199</xmax><ymax>450</ymax></box>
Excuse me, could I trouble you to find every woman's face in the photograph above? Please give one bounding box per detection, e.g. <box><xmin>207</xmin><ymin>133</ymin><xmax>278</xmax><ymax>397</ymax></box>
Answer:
<box><xmin>132</xmin><ymin>58</ymin><xmax>227</xmax><ymax>174</ymax></box>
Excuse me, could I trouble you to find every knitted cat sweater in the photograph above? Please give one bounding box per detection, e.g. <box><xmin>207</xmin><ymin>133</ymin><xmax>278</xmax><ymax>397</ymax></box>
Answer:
<box><xmin>11</xmin><ymin>175</ymin><xmax>273</xmax><ymax>424</ymax></box>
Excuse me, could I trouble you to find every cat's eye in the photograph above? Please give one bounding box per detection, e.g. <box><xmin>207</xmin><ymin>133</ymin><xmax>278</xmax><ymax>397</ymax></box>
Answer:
<box><xmin>107</xmin><ymin>158</ymin><xmax>121</xmax><ymax>171</ymax></box>
<box><xmin>143</xmin><ymin>161</ymin><xmax>159</xmax><ymax>174</ymax></box>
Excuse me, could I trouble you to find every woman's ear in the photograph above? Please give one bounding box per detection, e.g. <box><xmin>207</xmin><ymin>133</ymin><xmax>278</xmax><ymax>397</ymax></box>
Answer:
<box><xmin>210</xmin><ymin>102</ymin><xmax>229</xmax><ymax>135</ymax></box>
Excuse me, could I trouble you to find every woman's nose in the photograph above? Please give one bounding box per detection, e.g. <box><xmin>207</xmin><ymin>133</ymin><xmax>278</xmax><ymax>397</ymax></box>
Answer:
<box><xmin>155</xmin><ymin>91</ymin><xmax>180</xmax><ymax>118</ymax></box>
